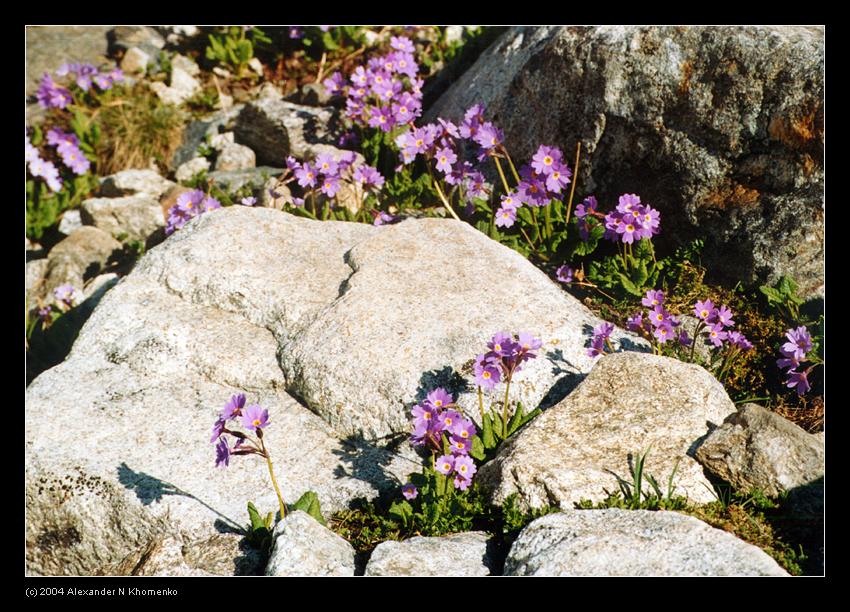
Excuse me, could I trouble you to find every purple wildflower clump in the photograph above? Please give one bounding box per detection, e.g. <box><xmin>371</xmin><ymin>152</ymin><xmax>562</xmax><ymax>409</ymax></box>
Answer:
<box><xmin>211</xmin><ymin>393</ymin><xmax>288</xmax><ymax>519</ymax></box>
<box><xmin>273</xmin><ymin>151</ymin><xmax>387</xmax><ymax>219</ymax></box>
<box><xmin>473</xmin><ymin>331</ymin><xmax>541</xmax><ymax>391</ymax></box>
<box><xmin>36</xmin><ymin>73</ymin><xmax>73</xmax><ymax>109</ymax></box>
<box><xmin>623</xmin><ymin>289</ymin><xmax>683</xmax><ymax>351</ymax></box>
<box><xmin>777</xmin><ymin>326</ymin><xmax>817</xmax><ymax>396</ymax></box>
<box><xmin>575</xmin><ymin>193</ymin><xmax>661</xmax><ymax>245</ymax></box>
<box><xmin>556</xmin><ymin>264</ymin><xmax>574</xmax><ymax>284</ymax></box>
<box><xmin>587</xmin><ymin>321</ymin><xmax>616</xmax><ymax>358</ymax></box>
<box><xmin>408</xmin><ymin>387</ymin><xmax>480</xmax><ymax>491</ymax></box>
<box><xmin>323</xmin><ymin>36</ymin><xmax>422</xmax><ymax>133</ymax></box>
<box><xmin>165</xmin><ymin>190</ymin><xmax>222</xmax><ymax>235</ymax></box>
<box><xmin>46</xmin><ymin>128</ymin><xmax>91</xmax><ymax>175</ymax></box>
<box><xmin>53</xmin><ymin>283</ymin><xmax>80</xmax><ymax>310</ymax></box>
<box><xmin>689</xmin><ymin>299</ymin><xmax>741</xmax><ymax>351</ymax></box>
<box><xmin>26</xmin><ymin>135</ymin><xmax>64</xmax><ymax>193</ymax></box>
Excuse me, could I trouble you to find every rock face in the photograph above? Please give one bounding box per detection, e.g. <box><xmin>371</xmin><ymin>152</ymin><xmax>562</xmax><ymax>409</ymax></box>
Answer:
<box><xmin>365</xmin><ymin>532</ymin><xmax>494</xmax><ymax>576</ymax></box>
<box><xmin>478</xmin><ymin>352</ymin><xmax>736</xmax><ymax>507</ymax></box>
<box><xmin>694</xmin><ymin>403</ymin><xmax>825</xmax><ymax>498</ymax></box>
<box><xmin>80</xmin><ymin>196</ymin><xmax>166</xmax><ymax>244</ymax></box>
<box><xmin>39</xmin><ymin>226</ymin><xmax>122</xmax><ymax>302</ymax></box>
<box><xmin>504</xmin><ymin>510</ymin><xmax>789</xmax><ymax>576</ymax></box>
<box><xmin>99</xmin><ymin>169</ymin><xmax>177</xmax><ymax>201</ymax></box>
<box><xmin>234</xmin><ymin>98</ymin><xmax>343</xmax><ymax>166</ymax></box>
<box><xmin>26</xmin><ymin>207</ymin><xmax>640</xmax><ymax>575</ymax></box>
<box><xmin>214</xmin><ymin>142</ymin><xmax>257</xmax><ymax>172</ymax></box>
<box><xmin>265</xmin><ymin>511</ymin><xmax>355</xmax><ymax>576</ymax></box>
<box><xmin>429</xmin><ymin>26</ymin><xmax>824</xmax><ymax>296</ymax></box>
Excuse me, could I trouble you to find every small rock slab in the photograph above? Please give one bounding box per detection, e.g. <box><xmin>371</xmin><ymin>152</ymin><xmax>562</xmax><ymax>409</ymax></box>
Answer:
<box><xmin>695</xmin><ymin>403</ymin><xmax>825</xmax><ymax>498</ymax></box>
<box><xmin>40</xmin><ymin>226</ymin><xmax>122</xmax><ymax>302</ymax></box>
<box><xmin>365</xmin><ymin>532</ymin><xmax>494</xmax><ymax>576</ymax></box>
<box><xmin>505</xmin><ymin>510</ymin><xmax>789</xmax><ymax>576</ymax></box>
<box><xmin>478</xmin><ymin>352</ymin><xmax>737</xmax><ymax>507</ymax></box>
<box><xmin>265</xmin><ymin>511</ymin><xmax>355</xmax><ymax>576</ymax></box>
<box><xmin>99</xmin><ymin>169</ymin><xmax>177</xmax><ymax>200</ymax></box>
<box><xmin>81</xmin><ymin>195</ymin><xmax>165</xmax><ymax>244</ymax></box>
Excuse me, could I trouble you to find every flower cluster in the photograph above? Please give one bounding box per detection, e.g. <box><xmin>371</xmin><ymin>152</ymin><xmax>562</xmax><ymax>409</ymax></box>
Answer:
<box><xmin>692</xmin><ymin>299</ymin><xmax>751</xmax><ymax>350</ymax></box>
<box><xmin>46</xmin><ymin>128</ymin><xmax>91</xmax><ymax>175</ymax></box>
<box><xmin>211</xmin><ymin>394</ymin><xmax>270</xmax><ymax>468</ymax></box>
<box><xmin>278</xmin><ymin>151</ymin><xmax>385</xmax><ymax>214</ymax></box>
<box><xmin>26</xmin><ymin>135</ymin><xmax>63</xmax><ymax>192</ymax></box>
<box><xmin>777</xmin><ymin>326</ymin><xmax>814</xmax><ymax>395</ymax></box>
<box><xmin>53</xmin><ymin>283</ymin><xmax>81</xmax><ymax>310</ymax></box>
<box><xmin>625</xmin><ymin>290</ymin><xmax>687</xmax><ymax>347</ymax></box>
<box><xmin>586</xmin><ymin>322</ymin><xmax>615</xmax><ymax>358</ymax></box>
<box><xmin>473</xmin><ymin>331</ymin><xmax>542</xmax><ymax>391</ymax></box>
<box><xmin>36</xmin><ymin>64</ymin><xmax>123</xmax><ymax>109</ymax></box>
<box><xmin>323</xmin><ymin>36</ymin><xmax>423</xmax><ymax>133</ymax></box>
<box><xmin>165</xmin><ymin>190</ymin><xmax>222</xmax><ymax>235</ymax></box>
<box><xmin>409</xmin><ymin>388</ymin><xmax>478</xmax><ymax>490</ymax></box>
<box><xmin>576</xmin><ymin>193</ymin><xmax>661</xmax><ymax>244</ymax></box>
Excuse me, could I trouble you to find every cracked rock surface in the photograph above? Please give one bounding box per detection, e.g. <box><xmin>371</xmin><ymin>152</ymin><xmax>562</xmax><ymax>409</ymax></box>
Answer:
<box><xmin>26</xmin><ymin>207</ymin><xmax>641</xmax><ymax>575</ymax></box>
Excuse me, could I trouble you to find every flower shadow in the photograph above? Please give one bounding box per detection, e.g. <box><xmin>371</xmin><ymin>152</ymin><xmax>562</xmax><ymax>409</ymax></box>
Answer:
<box><xmin>116</xmin><ymin>462</ymin><xmax>244</xmax><ymax>534</ymax></box>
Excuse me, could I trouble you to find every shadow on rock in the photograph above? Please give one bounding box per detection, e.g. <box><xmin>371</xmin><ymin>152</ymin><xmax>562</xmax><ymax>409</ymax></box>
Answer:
<box><xmin>116</xmin><ymin>462</ymin><xmax>245</xmax><ymax>534</ymax></box>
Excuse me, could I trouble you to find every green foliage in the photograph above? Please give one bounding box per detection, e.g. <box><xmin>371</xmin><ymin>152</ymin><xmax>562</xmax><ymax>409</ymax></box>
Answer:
<box><xmin>26</xmin><ymin>174</ymin><xmax>99</xmax><ymax>240</ymax></box>
<box><xmin>587</xmin><ymin>241</ymin><xmax>664</xmax><ymax>298</ymax></box>
<box><xmin>245</xmin><ymin>501</ymin><xmax>275</xmax><ymax>552</ymax></box>
<box><xmin>383</xmin><ymin>165</ymin><xmax>440</xmax><ymax>211</ymax></box>
<box><xmin>759</xmin><ymin>275</ymin><xmax>805</xmax><ymax>323</ymax></box>
<box><xmin>185</xmin><ymin>86</ymin><xmax>220</xmax><ymax>115</ymax></box>
<box><xmin>471</xmin><ymin>402</ymin><xmax>540</xmax><ymax>462</ymax></box>
<box><xmin>290</xmin><ymin>491</ymin><xmax>326</xmax><ymax>526</ymax></box>
<box><xmin>575</xmin><ymin>448</ymin><xmax>688</xmax><ymax>511</ymax></box>
<box><xmin>205</xmin><ymin>27</ymin><xmax>270</xmax><ymax>76</ymax></box>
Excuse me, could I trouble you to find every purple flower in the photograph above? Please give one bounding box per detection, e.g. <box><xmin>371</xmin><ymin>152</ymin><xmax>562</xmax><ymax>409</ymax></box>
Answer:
<box><xmin>678</xmin><ymin>329</ymin><xmax>692</xmax><ymax>347</ymax></box>
<box><xmin>707</xmin><ymin>323</ymin><xmax>728</xmax><ymax>348</ymax></box>
<box><xmin>517</xmin><ymin>332</ymin><xmax>542</xmax><ymax>352</ymax></box>
<box><xmin>648</xmin><ymin>305</ymin><xmax>672</xmax><ymax>328</ymax></box>
<box><xmin>556</xmin><ymin>265</ymin><xmax>574</xmax><ymax>284</ymax></box>
<box><xmin>402</xmin><ymin>483</ymin><xmax>418</xmax><ymax>500</ymax></box>
<box><xmin>616</xmin><ymin>193</ymin><xmax>642</xmax><ymax>215</ymax></box>
<box><xmin>426</xmin><ymin>388</ymin><xmax>454</xmax><ymax>410</ymax></box>
<box><xmin>451</xmin><ymin>418</ymin><xmax>477</xmax><ymax>441</ymax></box>
<box><xmin>452</xmin><ymin>455</ymin><xmax>477</xmax><ymax>484</ymax></box>
<box><xmin>785</xmin><ymin>370</ymin><xmax>811</xmax><ymax>396</ymax></box>
<box><xmin>295</xmin><ymin>164</ymin><xmax>318</xmax><ymax>188</ymax></box>
<box><xmin>531</xmin><ymin>145</ymin><xmax>563</xmax><ymax>176</ymax></box>
<box><xmin>653</xmin><ymin>322</ymin><xmax>674</xmax><ymax>344</ymax></box>
<box><xmin>320</xmin><ymin>177</ymin><xmax>340</xmax><ymax>198</ymax></box>
<box><xmin>36</xmin><ymin>73</ymin><xmax>72</xmax><ymax>109</ymax></box>
<box><xmin>782</xmin><ymin>326</ymin><xmax>812</xmax><ymax>360</ymax></box>
<box><xmin>434</xmin><ymin>147</ymin><xmax>457</xmax><ymax>174</ymax></box>
<box><xmin>322</xmin><ymin>71</ymin><xmax>344</xmax><ymax>95</ymax></box>
<box><xmin>449</xmin><ymin>436</ymin><xmax>472</xmax><ymax>455</ymax></box>
<box><xmin>627</xmin><ymin>313</ymin><xmax>644</xmax><ymax>332</ymax></box>
<box><xmin>353</xmin><ymin>165</ymin><xmax>385</xmax><ymax>191</ymax></box>
<box><xmin>473</xmin><ymin>354</ymin><xmax>501</xmax><ymax>390</ymax></box>
<box><xmin>210</xmin><ymin>417</ymin><xmax>227</xmax><ymax>443</ymax></box>
<box><xmin>288</xmin><ymin>26</ymin><xmax>303</xmax><ymax>39</ymax></box>
<box><xmin>315</xmin><ymin>153</ymin><xmax>339</xmax><ymax>177</ymax></box>
<box><xmin>593</xmin><ymin>322</ymin><xmax>615</xmax><ymax>340</ymax></box>
<box><xmin>495</xmin><ymin>206</ymin><xmax>517</xmax><ymax>228</ymax></box>
<box><xmin>372</xmin><ymin>210</ymin><xmax>398</xmax><ymax>226</ymax></box>
<box><xmin>46</xmin><ymin>128</ymin><xmax>79</xmax><ymax>148</ymax></box>
<box><xmin>587</xmin><ymin>336</ymin><xmax>606</xmax><ymax>358</ymax></box>
<box><xmin>694</xmin><ymin>299</ymin><xmax>715</xmax><ymax>322</ymax></box>
<box><xmin>616</xmin><ymin>219</ymin><xmax>641</xmax><ymax>244</ymax></box>
<box><xmin>53</xmin><ymin>284</ymin><xmax>78</xmax><ymax>308</ymax></box>
<box><xmin>221</xmin><ymin>394</ymin><xmax>247</xmax><ymax>420</ymax></box>
<box><xmin>435</xmin><ymin>455</ymin><xmax>455</xmax><ymax>475</ymax></box>
<box><xmin>472</xmin><ymin>122</ymin><xmax>503</xmax><ymax>151</ymax></box>
<box><xmin>390</xmin><ymin>36</ymin><xmax>415</xmax><ymax>54</ymax></box>
<box><xmin>37</xmin><ymin>305</ymin><xmax>52</xmax><ymax>320</ymax></box>
<box><xmin>575</xmin><ymin>196</ymin><xmax>598</xmax><ymax>219</ymax></box>
<box><xmin>642</xmin><ymin>290</ymin><xmax>665</xmax><ymax>308</ymax></box>
<box><xmin>241</xmin><ymin>404</ymin><xmax>269</xmax><ymax>431</ymax></box>
<box><xmin>215</xmin><ymin>438</ymin><xmax>230</xmax><ymax>468</ymax></box>
<box><xmin>544</xmin><ymin>163</ymin><xmax>571</xmax><ymax>193</ymax></box>
<box><xmin>715</xmin><ymin>305</ymin><xmax>735</xmax><ymax>328</ymax></box>
<box><xmin>437</xmin><ymin>410</ymin><xmax>462</xmax><ymax>433</ymax></box>
<box><xmin>58</xmin><ymin>145</ymin><xmax>91</xmax><ymax>175</ymax></box>
<box><xmin>240</xmin><ymin>196</ymin><xmax>257</xmax><ymax>206</ymax></box>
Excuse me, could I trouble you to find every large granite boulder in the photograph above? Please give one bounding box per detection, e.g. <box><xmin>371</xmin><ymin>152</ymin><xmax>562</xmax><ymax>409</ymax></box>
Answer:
<box><xmin>429</xmin><ymin>26</ymin><xmax>824</xmax><ymax>296</ymax></box>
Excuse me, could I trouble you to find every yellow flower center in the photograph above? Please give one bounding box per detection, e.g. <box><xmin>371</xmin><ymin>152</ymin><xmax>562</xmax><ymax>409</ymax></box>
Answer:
<box><xmin>459</xmin><ymin>465</ymin><xmax>468</xmax><ymax>474</ymax></box>
<box><xmin>626</xmin><ymin>224</ymin><xmax>635</xmax><ymax>232</ymax></box>
<box><xmin>543</xmin><ymin>156</ymin><xmax>553</xmax><ymax>165</ymax></box>
<box><xmin>494</xmin><ymin>344</ymin><xmax>502</xmax><ymax>351</ymax></box>
<box><xmin>252</xmin><ymin>419</ymin><xmax>261</xmax><ymax>427</ymax></box>
<box><xmin>434</xmin><ymin>400</ymin><xmax>442</xmax><ymax>407</ymax></box>
<box><xmin>416</xmin><ymin>139</ymin><xmax>423</xmax><ymax>147</ymax></box>
<box><xmin>482</xmin><ymin>371</ymin><xmax>491</xmax><ymax>379</ymax></box>
<box><xmin>399</xmin><ymin>106</ymin><xmax>408</xmax><ymax>114</ymax></box>
<box><xmin>701</xmin><ymin>310</ymin><xmax>709</xmax><ymax>318</ymax></box>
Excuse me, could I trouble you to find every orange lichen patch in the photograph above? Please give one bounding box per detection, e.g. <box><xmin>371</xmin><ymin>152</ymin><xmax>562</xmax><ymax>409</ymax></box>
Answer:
<box><xmin>678</xmin><ymin>60</ymin><xmax>694</xmax><ymax>95</ymax></box>
<box><xmin>800</xmin><ymin>153</ymin><xmax>819</xmax><ymax>178</ymax></box>
<box><xmin>768</xmin><ymin>102</ymin><xmax>822</xmax><ymax>149</ymax></box>
<box><xmin>700</xmin><ymin>182</ymin><xmax>761</xmax><ymax>210</ymax></box>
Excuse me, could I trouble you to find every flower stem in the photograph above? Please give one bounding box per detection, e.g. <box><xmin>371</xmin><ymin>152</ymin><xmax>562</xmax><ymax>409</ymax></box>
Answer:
<box><xmin>493</xmin><ymin>156</ymin><xmax>512</xmax><ymax>194</ymax></box>
<box><xmin>428</xmin><ymin>166</ymin><xmax>462</xmax><ymax>222</ymax></box>
<box><xmin>563</xmin><ymin>141</ymin><xmax>582</xmax><ymax>232</ymax></box>
<box><xmin>689</xmin><ymin>321</ymin><xmax>705</xmax><ymax>363</ymax></box>
<box><xmin>501</xmin><ymin>374</ymin><xmax>513</xmax><ymax>439</ymax></box>
<box><xmin>258</xmin><ymin>432</ymin><xmax>286</xmax><ymax>521</ymax></box>
<box><xmin>503</xmin><ymin>148</ymin><xmax>522</xmax><ymax>184</ymax></box>
<box><xmin>477</xmin><ymin>386</ymin><xmax>485</xmax><ymax>426</ymax></box>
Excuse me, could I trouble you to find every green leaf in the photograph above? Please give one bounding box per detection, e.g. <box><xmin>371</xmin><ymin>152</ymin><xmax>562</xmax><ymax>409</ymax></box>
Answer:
<box><xmin>759</xmin><ymin>285</ymin><xmax>783</xmax><ymax>304</ymax></box>
<box><xmin>388</xmin><ymin>500</ymin><xmax>413</xmax><ymax>527</ymax></box>
<box><xmin>482</xmin><ymin>413</ymin><xmax>497</xmax><ymax>449</ymax></box>
<box><xmin>470</xmin><ymin>435</ymin><xmax>486</xmax><ymax>460</ymax></box>
<box><xmin>506</xmin><ymin>402</ymin><xmax>525</xmax><ymax>436</ymax></box>
<box><xmin>291</xmin><ymin>490</ymin><xmax>326</xmax><ymax>526</ymax></box>
<box><xmin>247</xmin><ymin>501</ymin><xmax>265</xmax><ymax>531</ymax></box>
<box><xmin>617</xmin><ymin>272</ymin><xmax>642</xmax><ymax>297</ymax></box>
<box><xmin>519</xmin><ymin>406</ymin><xmax>541</xmax><ymax>428</ymax></box>
<box><xmin>633</xmin><ymin>259</ymin><xmax>649</xmax><ymax>288</ymax></box>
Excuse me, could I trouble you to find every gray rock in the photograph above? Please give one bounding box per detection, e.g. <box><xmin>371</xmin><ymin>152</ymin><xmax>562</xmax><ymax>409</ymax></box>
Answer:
<box><xmin>210</xmin><ymin>132</ymin><xmax>236</xmax><ymax>150</ymax></box>
<box><xmin>170</xmin><ymin>105</ymin><xmax>246</xmax><ymax>171</ymax></box>
<box><xmin>39</xmin><ymin>227</ymin><xmax>122</xmax><ymax>304</ymax></box>
<box><xmin>215</xmin><ymin>142</ymin><xmax>257</xmax><ymax>172</ymax></box>
<box><xmin>257</xmin><ymin>82</ymin><xmax>282</xmax><ymax>100</ymax></box>
<box><xmin>365</xmin><ymin>532</ymin><xmax>494</xmax><ymax>576</ymax></box>
<box><xmin>444</xmin><ymin>26</ymin><xmax>465</xmax><ymax>45</ymax></box>
<box><xmin>175</xmin><ymin>157</ymin><xmax>211</xmax><ymax>183</ymax></box>
<box><xmin>429</xmin><ymin>26</ymin><xmax>824</xmax><ymax>297</ymax></box>
<box><xmin>478</xmin><ymin>352</ymin><xmax>736</xmax><ymax>508</ymax></box>
<box><xmin>504</xmin><ymin>510</ymin><xmax>789</xmax><ymax>576</ymax></box>
<box><xmin>99</xmin><ymin>169</ymin><xmax>177</xmax><ymax>200</ymax></box>
<box><xmin>119</xmin><ymin>47</ymin><xmax>152</xmax><ymax>74</ymax></box>
<box><xmin>82</xmin><ymin>273</ymin><xmax>120</xmax><ymax>304</ymax></box>
<box><xmin>207</xmin><ymin>167</ymin><xmax>285</xmax><ymax>194</ymax></box>
<box><xmin>157</xmin><ymin>26</ymin><xmax>200</xmax><ymax>45</ymax></box>
<box><xmin>80</xmin><ymin>196</ymin><xmax>166</xmax><ymax>244</ymax></box>
<box><xmin>299</xmin><ymin>83</ymin><xmax>333</xmax><ymax>106</ymax></box>
<box><xmin>58</xmin><ymin>210</ymin><xmax>82</xmax><ymax>237</ymax></box>
<box><xmin>25</xmin><ymin>26</ymin><xmax>111</xmax><ymax>98</ymax></box>
<box><xmin>26</xmin><ymin>259</ymin><xmax>49</xmax><ymax>310</ymax></box>
<box><xmin>172</xmin><ymin>54</ymin><xmax>200</xmax><ymax>77</ymax></box>
<box><xmin>265</xmin><ymin>511</ymin><xmax>355</xmax><ymax>576</ymax></box>
<box><xmin>694</xmin><ymin>403</ymin><xmax>825</xmax><ymax>498</ymax></box>
<box><xmin>108</xmin><ymin>26</ymin><xmax>165</xmax><ymax>58</ymax></box>
<box><xmin>234</xmin><ymin>98</ymin><xmax>342</xmax><ymax>166</ymax></box>
<box><xmin>170</xmin><ymin>66</ymin><xmax>201</xmax><ymax>98</ymax></box>
<box><xmin>248</xmin><ymin>57</ymin><xmax>264</xmax><ymax>77</ymax></box>
<box><xmin>109</xmin><ymin>534</ymin><xmax>218</xmax><ymax>577</ymax></box>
